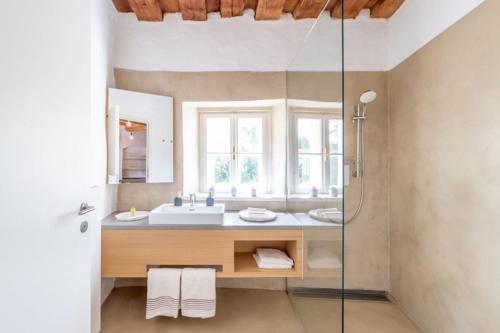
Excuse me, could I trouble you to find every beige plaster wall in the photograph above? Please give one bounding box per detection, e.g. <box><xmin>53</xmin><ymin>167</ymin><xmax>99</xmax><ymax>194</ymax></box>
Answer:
<box><xmin>114</xmin><ymin>70</ymin><xmax>286</xmax><ymax>210</ymax></box>
<box><xmin>388</xmin><ymin>1</ymin><xmax>500</xmax><ymax>331</ymax></box>
<box><xmin>288</xmin><ymin>72</ymin><xmax>389</xmax><ymax>290</ymax></box>
<box><xmin>114</xmin><ymin>69</ymin><xmax>390</xmax><ymax>291</ymax></box>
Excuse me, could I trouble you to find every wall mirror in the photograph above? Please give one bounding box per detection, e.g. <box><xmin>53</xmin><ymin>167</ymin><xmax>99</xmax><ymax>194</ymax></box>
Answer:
<box><xmin>107</xmin><ymin>88</ymin><xmax>174</xmax><ymax>184</ymax></box>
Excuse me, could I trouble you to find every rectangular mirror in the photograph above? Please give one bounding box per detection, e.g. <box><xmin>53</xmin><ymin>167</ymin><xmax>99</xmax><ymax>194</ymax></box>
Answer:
<box><xmin>107</xmin><ymin>88</ymin><xmax>174</xmax><ymax>184</ymax></box>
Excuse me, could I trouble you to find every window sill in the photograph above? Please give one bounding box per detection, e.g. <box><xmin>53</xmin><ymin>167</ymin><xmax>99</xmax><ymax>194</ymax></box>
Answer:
<box><xmin>287</xmin><ymin>194</ymin><xmax>342</xmax><ymax>202</ymax></box>
<box><xmin>184</xmin><ymin>193</ymin><xmax>286</xmax><ymax>202</ymax></box>
<box><xmin>183</xmin><ymin>193</ymin><xmax>342</xmax><ymax>203</ymax></box>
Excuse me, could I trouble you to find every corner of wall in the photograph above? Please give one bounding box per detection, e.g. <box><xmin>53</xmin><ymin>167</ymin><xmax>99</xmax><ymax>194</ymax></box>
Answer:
<box><xmin>385</xmin><ymin>68</ymin><xmax>392</xmax><ymax>294</ymax></box>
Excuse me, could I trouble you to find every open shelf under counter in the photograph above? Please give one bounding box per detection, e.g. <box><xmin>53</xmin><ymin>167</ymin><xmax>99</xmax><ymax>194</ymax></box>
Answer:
<box><xmin>233</xmin><ymin>253</ymin><xmax>301</xmax><ymax>278</ymax></box>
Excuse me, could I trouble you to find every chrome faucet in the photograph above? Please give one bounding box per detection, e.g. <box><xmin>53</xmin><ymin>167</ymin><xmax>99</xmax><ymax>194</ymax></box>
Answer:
<box><xmin>189</xmin><ymin>193</ymin><xmax>196</xmax><ymax>207</ymax></box>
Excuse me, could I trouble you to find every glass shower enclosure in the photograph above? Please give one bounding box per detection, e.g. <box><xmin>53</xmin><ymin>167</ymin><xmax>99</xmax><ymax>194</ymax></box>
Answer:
<box><xmin>285</xmin><ymin>4</ymin><xmax>344</xmax><ymax>333</ymax></box>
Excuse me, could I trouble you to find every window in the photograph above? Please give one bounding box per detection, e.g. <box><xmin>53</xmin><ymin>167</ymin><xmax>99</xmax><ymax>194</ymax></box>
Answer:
<box><xmin>290</xmin><ymin>111</ymin><xmax>343</xmax><ymax>194</ymax></box>
<box><xmin>199</xmin><ymin>112</ymin><xmax>271</xmax><ymax>194</ymax></box>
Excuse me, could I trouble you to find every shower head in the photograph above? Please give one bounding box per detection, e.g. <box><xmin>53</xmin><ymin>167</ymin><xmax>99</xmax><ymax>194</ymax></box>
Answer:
<box><xmin>360</xmin><ymin>90</ymin><xmax>377</xmax><ymax>104</ymax></box>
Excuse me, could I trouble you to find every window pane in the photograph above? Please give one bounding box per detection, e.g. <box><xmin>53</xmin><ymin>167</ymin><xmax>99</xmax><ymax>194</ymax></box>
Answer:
<box><xmin>298</xmin><ymin>154</ymin><xmax>322</xmax><ymax>190</ymax></box>
<box><xmin>238</xmin><ymin>154</ymin><xmax>262</xmax><ymax>186</ymax></box>
<box><xmin>238</xmin><ymin>117</ymin><xmax>263</xmax><ymax>153</ymax></box>
<box><xmin>206</xmin><ymin>117</ymin><xmax>231</xmax><ymax>153</ymax></box>
<box><xmin>329</xmin><ymin>119</ymin><xmax>343</xmax><ymax>153</ymax></box>
<box><xmin>329</xmin><ymin>155</ymin><xmax>342</xmax><ymax>187</ymax></box>
<box><xmin>298</xmin><ymin>118</ymin><xmax>322</xmax><ymax>153</ymax></box>
<box><xmin>207</xmin><ymin>154</ymin><xmax>231</xmax><ymax>191</ymax></box>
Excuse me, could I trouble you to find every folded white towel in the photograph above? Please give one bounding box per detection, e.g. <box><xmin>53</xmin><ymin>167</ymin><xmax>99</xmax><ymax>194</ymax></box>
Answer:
<box><xmin>308</xmin><ymin>256</ymin><xmax>341</xmax><ymax>269</ymax></box>
<box><xmin>255</xmin><ymin>248</ymin><xmax>294</xmax><ymax>266</ymax></box>
<box><xmin>181</xmin><ymin>268</ymin><xmax>216</xmax><ymax>318</ymax></box>
<box><xmin>307</xmin><ymin>246</ymin><xmax>341</xmax><ymax>269</ymax></box>
<box><xmin>253</xmin><ymin>254</ymin><xmax>293</xmax><ymax>269</ymax></box>
<box><xmin>146</xmin><ymin>268</ymin><xmax>181</xmax><ymax>319</ymax></box>
<box><xmin>247</xmin><ymin>207</ymin><xmax>267</xmax><ymax>214</ymax></box>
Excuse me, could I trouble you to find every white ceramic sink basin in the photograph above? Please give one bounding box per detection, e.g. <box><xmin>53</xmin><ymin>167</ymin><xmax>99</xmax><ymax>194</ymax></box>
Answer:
<box><xmin>149</xmin><ymin>204</ymin><xmax>225</xmax><ymax>225</ymax></box>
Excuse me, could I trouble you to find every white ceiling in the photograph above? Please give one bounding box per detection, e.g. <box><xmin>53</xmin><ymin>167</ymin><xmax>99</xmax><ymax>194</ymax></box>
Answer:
<box><xmin>111</xmin><ymin>0</ymin><xmax>485</xmax><ymax>72</ymax></box>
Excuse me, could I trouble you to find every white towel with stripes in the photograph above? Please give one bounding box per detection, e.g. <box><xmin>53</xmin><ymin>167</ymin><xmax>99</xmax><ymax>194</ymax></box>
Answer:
<box><xmin>146</xmin><ymin>268</ymin><xmax>182</xmax><ymax>319</ymax></box>
<box><xmin>181</xmin><ymin>268</ymin><xmax>216</xmax><ymax>318</ymax></box>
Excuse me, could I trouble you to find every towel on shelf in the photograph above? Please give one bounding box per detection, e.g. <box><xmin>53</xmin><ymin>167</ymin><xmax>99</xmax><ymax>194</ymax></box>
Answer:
<box><xmin>253</xmin><ymin>253</ymin><xmax>293</xmax><ymax>269</ymax></box>
<box><xmin>307</xmin><ymin>246</ymin><xmax>341</xmax><ymax>270</ymax></box>
<box><xmin>181</xmin><ymin>268</ymin><xmax>216</xmax><ymax>318</ymax></box>
<box><xmin>146</xmin><ymin>268</ymin><xmax>182</xmax><ymax>319</ymax></box>
<box><xmin>253</xmin><ymin>248</ymin><xmax>294</xmax><ymax>269</ymax></box>
<box><xmin>256</xmin><ymin>248</ymin><xmax>294</xmax><ymax>266</ymax></box>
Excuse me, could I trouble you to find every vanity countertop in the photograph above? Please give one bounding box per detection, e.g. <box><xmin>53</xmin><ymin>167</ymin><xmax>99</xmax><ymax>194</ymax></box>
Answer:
<box><xmin>101</xmin><ymin>211</ymin><xmax>341</xmax><ymax>230</ymax></box>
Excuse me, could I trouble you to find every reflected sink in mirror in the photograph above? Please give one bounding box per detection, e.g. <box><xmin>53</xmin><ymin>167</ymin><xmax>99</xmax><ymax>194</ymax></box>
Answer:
<box><xmin>149</xmin><ymin>204</ymin><xmax>225</xmax><ymax>225</ymax></box>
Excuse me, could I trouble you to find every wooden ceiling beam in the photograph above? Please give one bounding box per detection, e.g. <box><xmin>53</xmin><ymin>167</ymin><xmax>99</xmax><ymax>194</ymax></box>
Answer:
<box><xmin>293</xmin><ymin>0</ymin><xmax>329</xmax><ymax>19</ymax></box>
<box><xmin>128</xmin><ymin>0</ymin><xmax>163</xmax><ymax>21</ymax></box>
<box><xmin>370</xmin><ymin>0</ymin><xmax>404</xmax><ymax>18</ymax></box>
<box><xmin>364</xmin><ymin>0</ymin><xmax>379</xmax><ymax>8</ymax></box>
<box><xmin>324</xmin><ymin>0</ymin><xmax>337</xmax><ymax>11</ymax></box>
<box><xmin>207</xmin><ymin>0</ymin><xmax>221</xmax><ymax>12</ymax></box>
<box><xmin>112</xmin><ymin>0</ymin><xmax>132</xmax><ymax>12</ymax></box>
<box><xmin>158</xmin><ymin>0</ymin><xmax>180</xmax><ymax>12</ymax></box>
<box><xmin>331</xmin><ymin>0</ymin><xmax>370</xmax><ymax>19</ymax></box>
<box><xmin>245</xmin><ymin>0</ymin><xmax>258</xmax><ymax>10</ymax></box>
<box><xmin>179</xmin><ymin>0</ymin><xmax>208</xmax><ymax>20</ymax></box>
<box><xmin>220</xmin><ymin>0</ymin><xmax>232</xmax><ymax>17</ymax></box>
<box><xmin>255</xmin><ymin>0</ymin><xmax>286</xmax><ymax>20</ymax></box>
<box><xmin>283</xmin><ymin>0</ymin><xmax>299</xmax><ymax>12</ymax></box>
<box><xmin>110</xmin><ymin>0</ymin><xmax>405</xmax><ymax>20</ymax></box>
<box><xmin>233</xmin><ymin>0</ymin><xmax>245</xmax><ymax>15</ymax></box>
<box><xmin>220</xmin><ymin>0</ymin><xmax>245</xmax><ymax>17</ymax></box>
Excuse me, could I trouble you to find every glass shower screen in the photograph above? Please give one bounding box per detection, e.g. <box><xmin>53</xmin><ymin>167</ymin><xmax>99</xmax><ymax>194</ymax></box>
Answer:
<box><xmin>285</xmin><ymin>4</ymin><xmax>344</xmax><ymax>333</ymax></box>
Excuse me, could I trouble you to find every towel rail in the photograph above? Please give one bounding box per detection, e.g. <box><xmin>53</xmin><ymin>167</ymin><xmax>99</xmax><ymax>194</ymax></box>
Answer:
<box><xmin>146</xmin><ymin>265</ymin><xmax>224</xmax><ymax>272</ymax></box>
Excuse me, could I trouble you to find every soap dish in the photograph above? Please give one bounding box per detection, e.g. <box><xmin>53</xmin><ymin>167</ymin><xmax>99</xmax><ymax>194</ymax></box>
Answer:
<box><xmin>238</xmin><ymin>209</ymin><xmax>277</xmax><ymax>223</ymax></box>
<box><xmin>115</xmin><ymin>211</ymin><xmax>149</xmax><ymax>222</ymax></box>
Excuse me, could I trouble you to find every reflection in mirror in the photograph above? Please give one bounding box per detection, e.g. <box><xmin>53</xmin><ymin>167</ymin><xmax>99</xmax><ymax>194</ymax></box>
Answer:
<box><xmin>119</xmin><ymin>119</ymin><xmax>147</xmax><ymax>183</ymax></box>
<box><xmin>107</xmin><ymin>88</ymin><xmax>174</xmax><ymax>184</ymax></box>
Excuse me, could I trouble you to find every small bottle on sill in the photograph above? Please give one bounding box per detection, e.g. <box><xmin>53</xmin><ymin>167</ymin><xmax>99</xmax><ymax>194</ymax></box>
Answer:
<box><xmin>174</xmin><ymin>192</ymin><xmax>183</xmax><ymax>206</ymax></box>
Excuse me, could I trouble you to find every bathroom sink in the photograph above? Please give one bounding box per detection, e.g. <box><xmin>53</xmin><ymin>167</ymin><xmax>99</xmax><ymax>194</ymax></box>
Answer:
<box><xmin>149</xmin><ymin>204</ymin><xmax>225</xmax><ymax>225</ymax></box>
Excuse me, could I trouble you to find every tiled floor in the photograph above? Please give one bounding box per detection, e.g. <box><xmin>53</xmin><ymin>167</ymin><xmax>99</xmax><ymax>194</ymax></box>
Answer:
<box><xmin>102</xmin><ymin>287</ymin><xmax>422</xmax><ymax>333</ymax></box>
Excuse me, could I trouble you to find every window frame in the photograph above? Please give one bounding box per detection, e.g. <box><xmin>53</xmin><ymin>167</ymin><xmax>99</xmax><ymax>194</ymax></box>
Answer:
<box><xmin>198</xmin><ymin>109</ymin><xmax>272</xmax><ymax>194</ymax></box>
<box><xmin>289</xmin><ymin>108</ymin><xmax>343</xmax><ymax>195</ymax></box>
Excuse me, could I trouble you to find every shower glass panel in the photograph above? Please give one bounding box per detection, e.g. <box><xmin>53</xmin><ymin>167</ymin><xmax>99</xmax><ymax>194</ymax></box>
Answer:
<box><xmin>285</xmin><ymin>4</ymin><xmax>344</xmax><ymax>333</ymax></box>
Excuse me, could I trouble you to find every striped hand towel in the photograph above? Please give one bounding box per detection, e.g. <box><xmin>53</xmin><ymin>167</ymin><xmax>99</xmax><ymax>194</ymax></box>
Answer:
<box><xmin>181</xmin><ymin>268</ymin><xmax>216</xmax><ymax>318</ymax></box>
<box><xmin>146</xmin><ymin>268</ymin><xmax>182</xmax><ymax>319</ymax></box>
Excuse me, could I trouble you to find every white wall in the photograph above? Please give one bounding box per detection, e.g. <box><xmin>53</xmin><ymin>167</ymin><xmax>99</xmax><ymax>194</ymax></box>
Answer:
<box><xmin>388</xmin><ymin>0</ymin><xmax>485</xmax><ymax>68</ymax></box>
<box><xmin>112</xmin><ymin>10</ymin><xmax>381</xmax><ymax>72</ymax></box>
<box><xmin>113</xmin><ymin>11</ymin><xmax>316</xmax><ymax>72</ymax></box>
<box><xmin>91</xmin><ymin>0</ymin><xmax>118</xmax><ymax>215</ymax></box>
<box><xmin>289</xmin><ymin>10</ymin><xmax>387</xmax><ymax>71</ymax></box>
<box><xmin>111</xmin><ymin>1</ymin><xmax>485</xmax><ymax>72</ymax></box>
<box><xmin>90</xmin><ymin>0</ymin><xmax>118</xmax><ymax>328</ymax></box>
